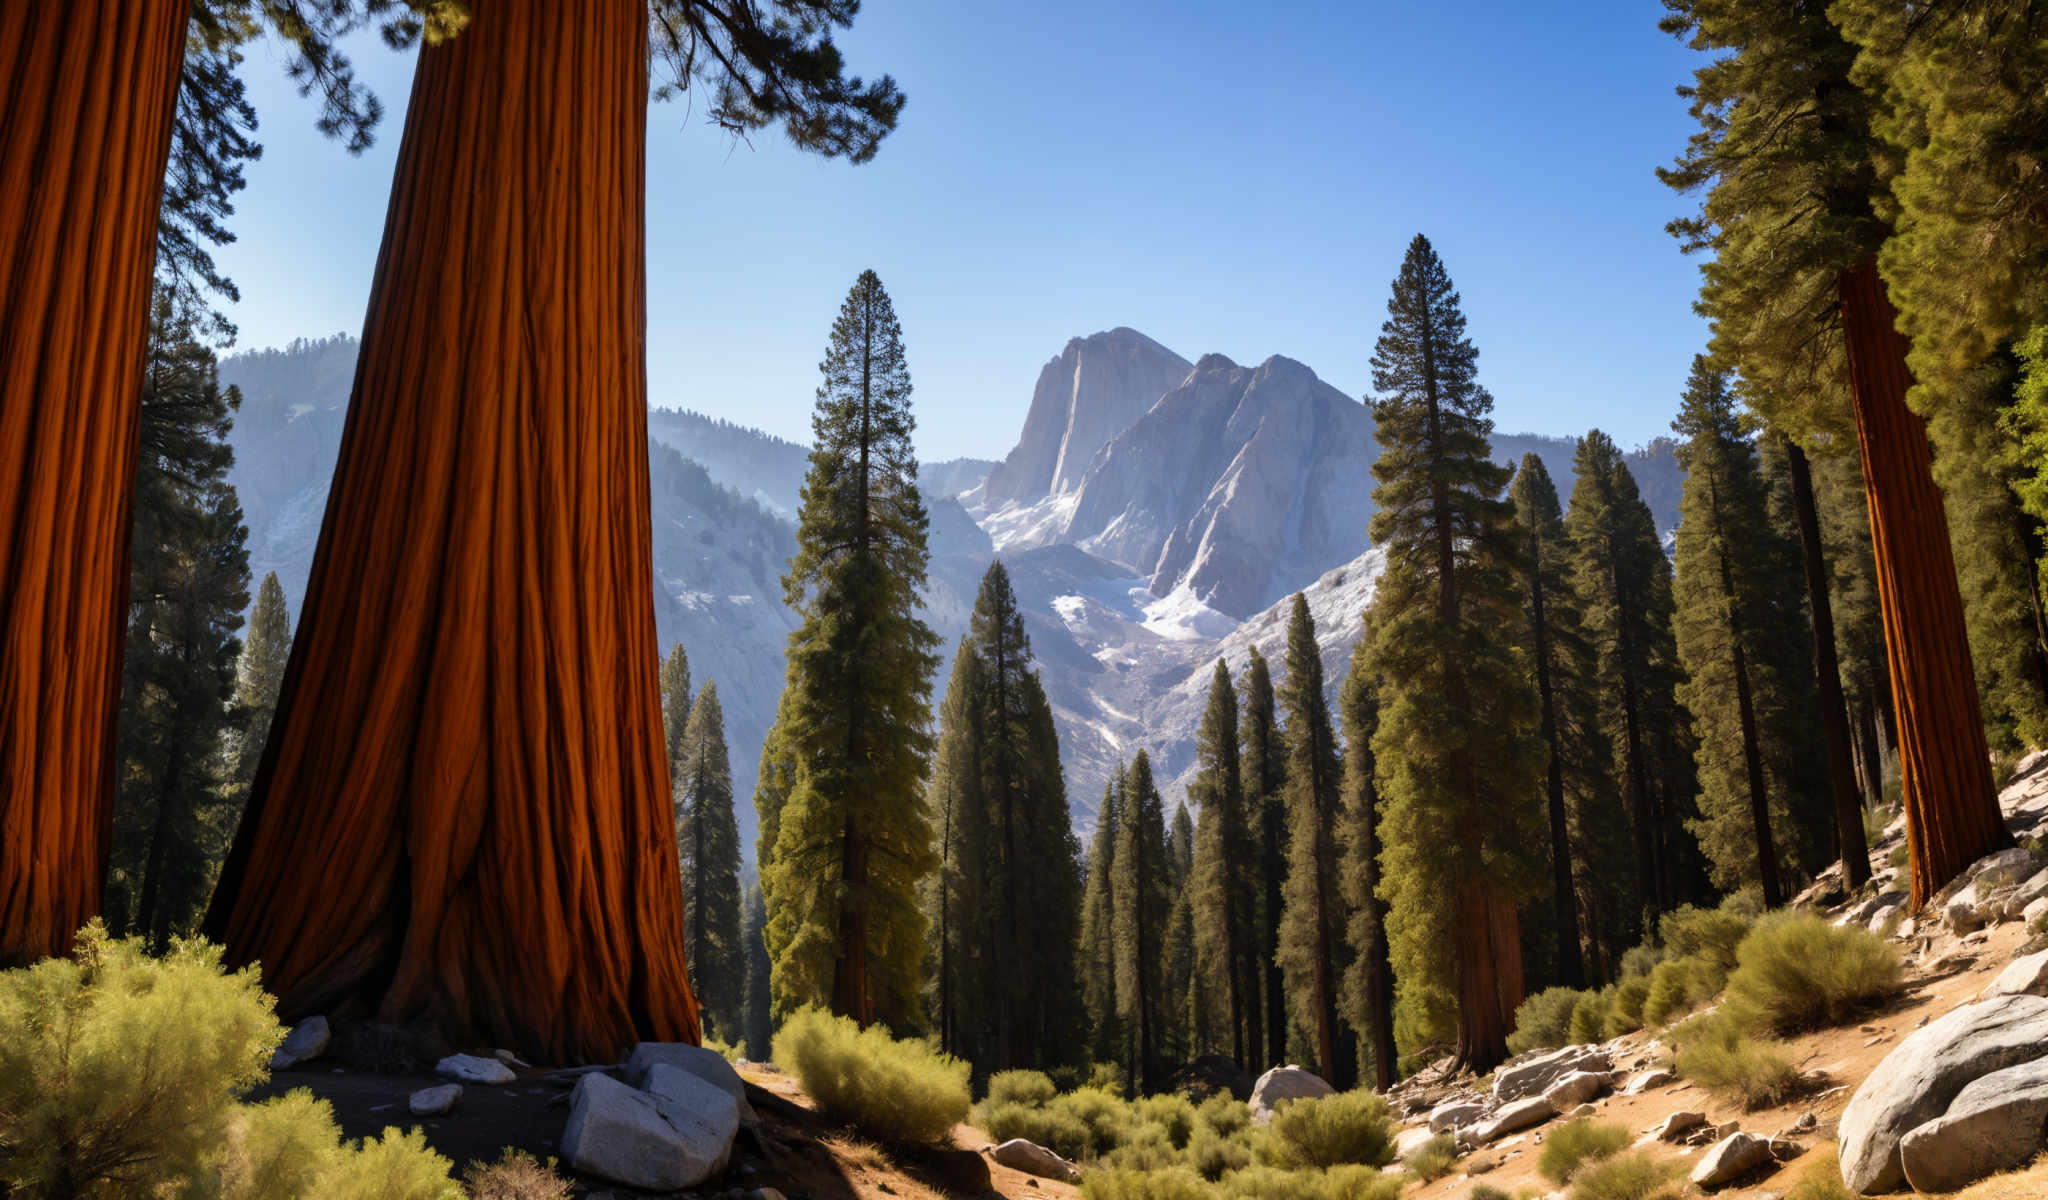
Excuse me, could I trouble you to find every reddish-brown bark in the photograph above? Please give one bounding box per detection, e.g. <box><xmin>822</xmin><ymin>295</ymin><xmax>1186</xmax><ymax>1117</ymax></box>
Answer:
<box><xmin>1837</xmin><ymin>256</ymin><xmax>2009</xmax><ymax>908</ymax></box>
<box><xmin>205</xmin><ymin>0</ymin><xmax>699</xmax><ymax>1063</ymax></box>
<box><xmin>0</xmin><ymin>2</ymin><xmax>188</xmax><ymax>966</ymax></box>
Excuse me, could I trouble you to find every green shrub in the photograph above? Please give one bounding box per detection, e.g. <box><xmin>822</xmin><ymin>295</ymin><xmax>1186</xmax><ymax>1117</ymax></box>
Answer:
<box><xmin>979</xmin><ymin>1100</ymin><xmax>1093</xmax><ymax>1161</ymax></box>
<box><xmin>1079</xmin><ymin>1165</ymin><xmax>1212</xmax><ymax>1200</ymax></box>
<box><xmin>1405</xmin><ymin>1132</ymin><xmax>1460</xmax><ymax>1181</ymax></box>
<box><xmin>1195</xmin><ymin>1092</ymin><xmax>1249</xmax><ymax>1137</ymax></box>
<box><xmin>1469</xmin><ymin>1188</ymin><xmax>1512</xmax><ymax>1200</ymax></box>
<box><xmin>462</xmin><ymin>1150</ymin><xmax>573</xmax><ymax>1200</ymax></box>
<box><xmin>1640</xmin><ymin>956</ymin><xmax>1715</xmax><ymax>1027</ymax></box>
<box><xmin>1605</xmin><ymin>977</ymin><xmax>1649</xmax><ymax>1038</ymax></box>
<box><xmin>1214</xmin><ymin>1164</ymin><xmax>1401</xmax><ymax>1200</ymax></box>
<box><xmin>985</xmin><ymin>1068</ymin><xmax>1058</xmax><ymax>1108</ymax></box>
<box><xmin>1508</xmin><ymin>985</ymin><xmax>1585</xmax><ymax>1054</ymax></box>
<box><xmin>1104</xmin><ymin>1123</ymin><xmax>1182</xmax><ymax>1172</ymax></box>
<box><xmin>1720</xmin><ymin>911</ymin><xmax>1902</xmax><ymax>1034</ymax></box>
<box><xmin>1671</xmin><ymin>1013</ymin><xmax>1806</xmax><ymax>1109</ymax></box>
<box><xmin>1262</xmin><ymin>1090</ymin><xmax>1395</xmax><ymax>1169</ymax></box>
<box><xmin>1659</xmin><ymin>903</ymin><xmax>1752</xmax><ymax>977</ymax></box>
<box><xmin>316</xmin><ymin>1128</ymin><xmax>462</xmax><ymax>1200</ymax></box>
<box><xmin>1569</xmin><ymin>990</ymin><xmax>1611</xmax><ymax>1045</ymax></box>
<box><xmin>770</xmin><ymin>1007</ymin><xmax>970</xmax><ymax>1144</ymax></box>
<box><xmin>1050</xmin><ymin>1086</ymin><xmax>1131</xmax><ymax>1159</ymax></box>
<box><xmin>1538</xmin><ymin>1120</ymin><xmax>1630</xmax><ymax>1184</ymax></box>
<box><xmin>1782</xmin><ymin>1147</ymin><xmax>1856</xmax><ymax>1200</ymax></box>
<box><xmin>1888</xmin><ymin>844</ymin><xmax>1909</xmax><ymax>870</ymax></box>
<box><xmin>1618</xmin><ymin>943</ymin><xmax>1664</xmax><ymax>980</ymax></box>
<box><xmin>1132</xmin><ymin>1093</ymin><xmax>1198</xmax><ymax>1149</ymax></box>
<box><xmin>0</xmin><ymin>924</ymin><xmax>283</xmax><ymax>1196</ymax></box>
<box><xmin>1182</xmin><ymin>1121</ymin><xmax>1256</xmax><ymax>1180</ymax></box>
<box><xmin>1568</xmin><ymin>1151</ymin><xmax>1685</xmax><ymax>1200</ymax></box>
<box><xmin>699</xmin><ymin>1032</ymin><xmax>739</xmax><ymax>1062</ymax></box>
<box><xmin>1086</xmin><ymin>1061</ymin><xmax>1127</xmax><ymax>1093</ymax></box>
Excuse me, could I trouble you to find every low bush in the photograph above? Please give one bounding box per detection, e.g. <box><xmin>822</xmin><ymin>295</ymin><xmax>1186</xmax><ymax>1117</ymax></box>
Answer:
<box><xmin>1105</xmin><ymin>1123</ymin><xmax>1183</xmax><ymax>1173</ymax></box>
<box><xmin>771</xmin><ymin>1007</ymin><xmax>970</xmax><ymax>1144</ymax></box>
<box><xmin>1782</xmin><ymin>1147</ymin><xmax>1856</xmax><ymax>1200</ymax></box>
<box><xmin>1508</xmin><ymin>985</ymin><xmax>1586</xmax><ymax>1054</ymax></box>
<box><xmin>1132</xmin><ymin>1093</ymin><xmax>1199</xmax><ymax>1149</ymax></box>
<box><xmin>1213</xmin><ymin>1164</ymin><xmax>1402</xmax><ymax>1200</ymax></box>
<box><xmin>1567</xmin><ymin>1151</ymin><xmax>1685</xmax><ymax>1200</ymax></box>
<box><xmin>1888</xmin><ymin>844</ymin><xmax>1909</xmax><ymax>870</ymax></box>
<box><xmin>462</xmin><ymin>1151</ymin><xmax>574</xmax><ymax>1200</ymax></box>
<box><xmin>316</xmin><ymin>1128</ymin><xmax>464</xmax><ymax>1200</ymax></box>
<box><xmin>1196</xmin><ymin>1093</ymin><xmax>1249</xmax><ymax>1137</ymax></box>
<box><xmin>1262</xmin><ymin>1090</ymin><xmax>1395</xmax><ymax>1170</ymax></box>
<box><xmin>1641</xmin><ymin>956</ymin><xmax>1716</xmax><ymax>1027</ymax></box>
<box><xmin>1659</xmin><ymin>903</ymin><xmax>1752</xmax><ymax>977</ymax></box>
<box><xmin>985</xmin><ymin>1068</ymin><xmax>1058</xmax><ymax>1108</ymax></box>
<box><xmin>1720</xmin><ymin>912</ymin><xmax>1902</xmax><ymax>1034</ymax></box>
<box><xmin>1618</xmin><ymin>943</ymin><xmax>1664</xmax><ymax>980</ymax></box>
<box><xmin>1405</xmin><ymin>1133</ymin><xmax>1460</xmax><ymax>1181</ymax></box>
<box><xmin>1569</xmin><ymin>990</ymin><xmax>1611</xmax><ymax>1045</ymax></box>
<box><xmin>1671</xmin><ymin>1013</ymin><xmax>1806</xmax><ymax>1109</ymax></box>
<box><xmin>1182</xmin><ymin>1121</ymin><xmax>1256</xmax><ymax>1181</ymax></box>
<box><xmin>979</xmin><ymin>1100</ymin><xmax>1093</xmax><ymax>1161</ymax></box>
<box><xmin>1050</xmin><ymin>1086</ymin><xmax>1131</xmax><ymax>1159</ymax></box>
<box><xmin>1467</xmin><ymin>1188</ymin><xmax>1511</xmax><ymax>1200</ymax></box>
<box><xmin>1079</xmin><ymin>1165</ymin><xmax>1213</xmax><ymax>1200</ymax></box>
<box><xmin>1538</xmin><ymin>1120</ymin><xmax>1630</xmax><ymax>1184</ymax></box>
<box><xmin>1605</xmin><ymin>977</ymin><xmax>1649</xmax><ymax>1038</ymax></box>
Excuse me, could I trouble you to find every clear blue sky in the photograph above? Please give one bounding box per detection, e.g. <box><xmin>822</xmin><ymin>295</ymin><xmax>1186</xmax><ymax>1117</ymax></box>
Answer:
<box><xmin>212</xmin><ymin>0</ymin><xmax>1711</xmax><ymax>462</ymax></box>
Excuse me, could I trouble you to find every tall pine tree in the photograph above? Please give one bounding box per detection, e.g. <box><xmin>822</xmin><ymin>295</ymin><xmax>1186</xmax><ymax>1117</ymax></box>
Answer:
<box><xmin>1509</xmin><ymin>453</ymin><xmax>1630</xmax><ymax>984</ymax></box>
<box><xmin>228</xmin><ymin>572</ymin><xmax>290</xmax><ymax>799</ymax></box>
<box><xmin>763</xmin><ymin>270</ymin><xmax>939</xmax><ymax>1030</ymax></box>
<box><xmin>1275</xmin><ymin>595</ymin><xmax>1357</xmax><ymax>1087</ymax></box>
<box><xmin>1079</xmin><ymin>776</ymin><xmax>1124</xmax><ymax>1065</ymax></box>
<box><xmin>1240</xmin><ymin>646</ymin><xmax>1289</xmax><ymax>1071</ymax></box>
<box><xmin>1189</xmin><ymin>661</ymin><xmax>1258</xmax><ymax>1068</ymax></box>
<box><xmin>1112</xmin><ymin>752</ymin><xmax>1172</xmax><ymax>1094</ymax></box>
<box><xmin>1367</xmin><ymin>235</ymin><xmax>1544</xmax><ymax>1072</ymax></box>
<box><xmin>677</xmin><ymin>682</ymin><xmax>743</xmax><ymax>1040</ymax></box>
<box><xmin>661</xmin><ymin>643</ymin><xmax>693</xmax><ymax>773</ymax></box>
<box><xmin>923</xmin><ymin>645</ymin><xmax>988</xmax><ymax>1060</ymax></box>
<box><xmin>1338</xmin><ymin>639</ymin><xmax>1398</xmax><ymax>1090</ymax></box>
<box><xmin>743</xmin><ymin>883</ymin><xmax>772</xmax><ymax>1061</ymax></box>
<box><xmin>1670</xmin><ymin>360</ymin><xmax>1822</xmax><ymax>905</ymax></box>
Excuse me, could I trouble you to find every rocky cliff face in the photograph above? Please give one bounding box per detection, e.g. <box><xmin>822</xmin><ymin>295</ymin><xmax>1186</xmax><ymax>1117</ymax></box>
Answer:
<box><xmin>972</xmin><ymin>327</ymin><xmax>1191</xmax><ymax>509</ymax></box>
<box><xmin>1060</xmin><ymin>353</ymin><xmax>1377</xmax><ymax>618</ymax></box>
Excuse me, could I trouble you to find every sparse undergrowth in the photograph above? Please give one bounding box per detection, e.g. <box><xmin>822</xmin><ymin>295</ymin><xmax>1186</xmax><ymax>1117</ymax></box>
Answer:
<box><xmin>1539</xmin><ymin>1119</ymin><xmax>1631</xmax><ymax>1184</ymax></box>
<box><xmin>1405</xmin><ymin>1132</ymin><xmax>1461</xmax><ymax>1181</ymax></box>
<box><xmin>1567</xmin><ymin>1150</ymin><xmax>1686</xmax><ymax>1200</ymax></box>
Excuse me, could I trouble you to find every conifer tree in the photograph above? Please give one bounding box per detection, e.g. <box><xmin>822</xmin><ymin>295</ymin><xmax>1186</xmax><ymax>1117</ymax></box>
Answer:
<box><xmin>1240</xmin><ymin>646</ymin><xmax>1289</xmax><ymax>1070</ymax></box>
<box><xmin>229</xmin><ymin>572</ymin><xmax>290</xmax><ymax>797</ymax></box>
<box><xmin>1660</xmin><ymin>0</ymin><xmax>2009</xmax><ymax>906</ymax></box>
<box><xmin>1565</xmin><ymin>432</ymin><xmax>1704</xmax><ymax>920</ymax></box>
<box><xmin>1189</xmin><ymin>661</ymin><xmax>1258</xmax><ymax>1067</ymax></box>
<box><xmin>1079</xmin><ymin>777</ymin><xmax>1124</xmax><ymax>1064</ymax></box>
<box><xmin>1670</xmin><ymin>361</ymin><xmax>1823</xmax><ymax>904</ymax></box>
<box><xmin>1813</xmin><ymin>446</ymin><xmax>1894</xmax><ymax>808</ymax></box>
<box><xmin>755</xmin><ymin>699</ymin><xmax>799</xmax><ymax>884</ymax></box>
<box><xmin>1509</xmin><ymin>454</ymin><xmax>1630</xmax><ymax>983</ymax></box>
<box><xmin>1367</xmin><ymin>235</ymin><xmax>1545</xmax><ymax>1072</ymax></box>
<box><xmin>923</xmin><ymin>646</ymin><xmax>988</xmax><ymax>1060</ymax></box>
<box><xmin>1276</xmin><ymin>595</ymin><xmax>1357</xmax><ymax>1087</ymax></box>
<box><xmin>677</xmin><ymin>682</ymin><xmax>743</xmax><ymax>1040</ymax></box>
<box><xmin>661</xmin><ymin>643</ymin><xmax>693</xmax><ymax>772</ymax></box>
<box><xmin>762</xmin><ymin>271</ymin><xmax>938</xmax><ymax>1031</ymax></box>
<box><xmin>743</xmin><ymin>883</ymin><xmax>772</xmax><ymax>1060</ymax></box>
<box><xmin>1112</xmin><ymin>752</ymin><xmax>1172</xmax><ymax>1094</ymax></box>
<box><xmin>1338</xmin><ymin>641</ymin><xmax>1398</xmax><ymax>1090</ymax></box>
<box><xmin>1168</xmin><ymin>804</ymin><xmax>1194</xmax><ymax>893</ymax></box>
<box><xmin>107</xmin><ymin>289</ymin><xmax>251</xmax><ymax>950</ymax></box>
<box><xmin>1764</xmin><ymin>433</ymin><xmax>1871</xmax><ymax>886</ymax></box>
<box><xmin>1163</xmin><ymin>884</ymin><xmax>1198</xmax><ymax>1064</ymax></box>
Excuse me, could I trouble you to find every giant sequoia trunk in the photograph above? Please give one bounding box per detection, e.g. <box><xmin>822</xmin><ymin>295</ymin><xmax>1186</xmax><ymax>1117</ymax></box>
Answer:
<box><xmin>205</xmin><ymin>0</ymin><xmax>700</xmax><ymax>1062</ymax></box>
<box><xmin>0</xmin><ymin>3</ymin><xmax>188</xmax><ymax>966</ymax></box>
<box><xmin>1837</xmin><ymin>257</ymin><xmax>2008</xmax><ymax>908</ymax></box>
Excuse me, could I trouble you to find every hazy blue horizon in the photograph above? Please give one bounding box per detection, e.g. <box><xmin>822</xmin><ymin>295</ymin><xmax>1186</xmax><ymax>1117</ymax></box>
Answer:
<box><xmin>210</xmin><ymin>0</ymin><xmax>1711</xmax><ymax>462</ymax></box>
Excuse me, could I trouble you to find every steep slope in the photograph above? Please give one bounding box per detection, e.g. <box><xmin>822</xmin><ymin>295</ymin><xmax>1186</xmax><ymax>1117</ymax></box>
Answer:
<box><xmin>971</xmin><ymin>327</ymin><xmax>1192</xmax><ymax>510</ymax></box>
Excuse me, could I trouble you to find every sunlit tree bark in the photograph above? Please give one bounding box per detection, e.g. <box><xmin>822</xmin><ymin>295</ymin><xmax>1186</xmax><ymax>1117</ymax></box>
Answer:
<box><xmin>0</xmin><ymin>2</ymin><xmax>188</xmax><ymax>965</ymax></box>
<box><xmin>206</xmin><ymin>0</ymin><xmax>699</xmax><ymax>1062</ymax></box>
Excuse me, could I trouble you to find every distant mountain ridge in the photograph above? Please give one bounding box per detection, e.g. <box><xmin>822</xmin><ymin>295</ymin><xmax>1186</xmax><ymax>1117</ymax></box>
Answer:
<box><xmin>216</xmin><ymin>327</ymin><xmax>1685</xmax><ymax>850</ymax></box>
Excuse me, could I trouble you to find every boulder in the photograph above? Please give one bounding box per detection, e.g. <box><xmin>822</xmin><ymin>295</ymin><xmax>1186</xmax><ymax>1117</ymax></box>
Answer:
<box><xmin>562</xmin><ymin>1070</ymin><xmax>736</xmax><ymax>1191</ymax></box>
<box><xmin>626</xmin><ymin>1042</ymin><xmax>758</xmax><ymax>1122</ymax></box>
<box><xmin>1393</xmin><ymin>1126</ymin><xmax>1438</xmax><ymax>1159</ymax></box>
<box><xmin>1947</xmin><ymin>882</ymin><xmax>1990</xmax><ymax>933</ymax></box>
<box><xmin>271</xmin><ymin>1016</ymin><xmax>330</xmax><ymax>1070</ymax></box>
<box><xmin>1690</xmin><ymin>1131</ymin><xmax>1771</xmax><ymax>1188</ymax></box>
<box><xmin>1980</xmin><ymin>949</ymin><xmax>2048</xmax><ymax>1001</ymax></box>
<box><xmin>1622</xmin><ymin>1067</ymin><xmax>1677</xmax><ymax>1096</ymax></box>
<box><xmin>1650</xmin><ymin>1111</ymin><xmax>1705</xmax><ymax>1142</ymax></box>
<box><xmin>1472</xmin><ymin>1096</ymin><xmax>1553</xmax><ymax>1143</ymax></box>
<box><xmin>1249</xmin><ymin>1066</ymin><xmax>1334</xmax><ymax>1124</ymax></box>
<box><xmin>2026</xmin><ymin>896</ymin><xmax>2048</xmax><ymax>926</ymax></box>
<box><xmin>1966</xmin><ymin>847</ymin><xmax>2037</xmax><ymax>885</ymax></box>
<box><xmin>2002</xmin><ymin>869</ymin><xmax>2048</xmax><ymax>919</ymax></box>
<box><xmin>436</xmin><ymin>1053</ymin><xmax>516</xmax><ymax>1085</ymax></box>
<box><xmin>1542</xmin><ymin>1070</ymin><xmax>1609</xmax><ymax>1112</ymax></box>
<box><xmin>1493</xmin><ymin>1045</ymin><xmax>1612</xmax><ymax>1103</ymax></box>
<box><xmin>1428</xmin><ymin>1099</ymin><xmax>1484</xmax><ymax>1133</ymax></box>
<box><xmin>409</xmin><ymin>1084</ymin><xmax>462</xmax><ymax>1116</ymax></box>
<box><xmin>991</xmin><ymin>1138</ymin><xmax>1078</xmax><ymax>1181</ymax></box>
<box><xmin>1897</xmin><ymin>1057</ymin><xmax>2048</xmax><ymax>1193</ymax></box>
<box><xmin>1838</xmin><ymin>994</ymin><xmax>2048</xmax><ymax>1193</ymax></box>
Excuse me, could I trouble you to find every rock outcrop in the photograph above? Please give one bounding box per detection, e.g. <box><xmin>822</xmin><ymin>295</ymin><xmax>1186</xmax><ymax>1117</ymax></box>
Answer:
<box><xmin>1897</xmin><ymin>1057</ymin><xmax>2048</xmax><ymax>1193</ymax></box>
<box><xmin>991</xmin><ymin>1138</ymin><xmax>1079</xmax><ymax>1181</ymax></box>
<box><xmin>271</xmin><ymin>1016</ymin><xmax>330</xmax><ymax>1070</ymax></box>
<box><xmin>1249</xmin><ymin>1065</ymin><xmax>1335</xmax><ymax>1124</ymax></box>
<box><xmin>1494</xmin><ymin>1045</ymin><xmax>1612</xmax><ymax>1103</ymax></box>
<box><xmin>1691</xmin><ymin>1131</ymin><xmax>1771</xmax><ymax>1188</ymax></box>
<box><xmin>626</xmin><ymin>1042</ymin><xmax>758</xmax><ymax>1122</ymax></box>
<box><xmin>562</xmin><ymin>1068</ymin><xmax>738</xmax><ymax>1191</ymax></box>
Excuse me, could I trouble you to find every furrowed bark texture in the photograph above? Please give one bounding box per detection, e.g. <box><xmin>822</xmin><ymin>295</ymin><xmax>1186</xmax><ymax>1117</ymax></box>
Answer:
<box><xmin>206</xmin><ymin>0</ymin><xmax>700</xmax><ymax>1062</ymax></box>
<box><xmin>1837</xmin><ymin>257</ymin><xmax>2008</xmax><ymax>908</ymax></box>
<box><xmin>0</xmin><ymin>2</ymin><xmax>187</xmax><ymax>965</ymax></box>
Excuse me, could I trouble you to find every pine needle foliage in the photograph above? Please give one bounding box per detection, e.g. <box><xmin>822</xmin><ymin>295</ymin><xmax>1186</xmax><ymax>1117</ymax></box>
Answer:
<box><xmin>1189</xmin><ymin>661</ymin><xmax>1259</xmax><ymax>1067</ymax></box>
<box><xmin>1112</xmin><ymin>752</ymin><xmax>1173</xmax><ymax>1095</ymax></box>
<box><xmin>677</xmin><ymin>681</ymin><xmax>743</xmax><ymax>1040</ymax></box>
